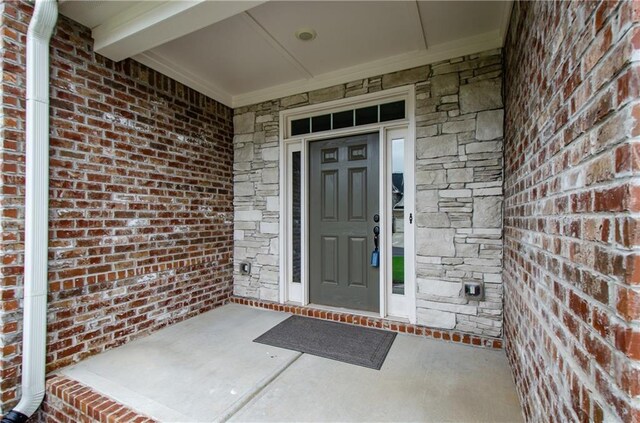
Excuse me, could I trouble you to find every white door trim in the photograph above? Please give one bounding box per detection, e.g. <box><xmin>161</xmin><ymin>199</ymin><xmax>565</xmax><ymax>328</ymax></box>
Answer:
<box><xmin>278</xmin><ymin>86</ymin><xmax>416</xmax><ymax>324</ymax></box>
<box><xmin>384</xmin><ymin>126</ymin><xmax>416</xmax><ymax>322</ymax></box>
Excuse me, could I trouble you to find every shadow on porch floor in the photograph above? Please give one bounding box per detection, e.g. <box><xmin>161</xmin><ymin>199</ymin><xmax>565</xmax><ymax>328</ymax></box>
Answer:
<box><xmin>57</xmin><ymin>304</ymin><xmax>523</xmax><ymax>422</ymax></box>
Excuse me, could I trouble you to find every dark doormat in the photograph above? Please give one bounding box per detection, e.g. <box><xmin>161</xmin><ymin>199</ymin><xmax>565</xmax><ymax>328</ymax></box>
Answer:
<box><xmin>254</xmin><ymin>315</ymin><xmax>396</xmax><ymax>370</ymax></box>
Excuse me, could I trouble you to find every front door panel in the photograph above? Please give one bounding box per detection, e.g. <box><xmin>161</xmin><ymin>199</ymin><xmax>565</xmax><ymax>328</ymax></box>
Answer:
<box><xmin>309</xmin><ymin>133</ymin><xmax>379</xmax><ymax>312</ymax></box>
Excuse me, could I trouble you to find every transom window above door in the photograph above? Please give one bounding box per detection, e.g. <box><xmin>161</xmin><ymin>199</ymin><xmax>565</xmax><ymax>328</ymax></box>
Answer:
<box><xmin>290</xmin><ymin>100</ymin><xmax>406</xmax><ymax>136</ymax></box>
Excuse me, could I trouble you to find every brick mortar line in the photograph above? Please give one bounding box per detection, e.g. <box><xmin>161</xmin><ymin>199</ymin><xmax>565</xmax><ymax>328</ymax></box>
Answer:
<box><xmin>503</xmin><ymin>274</ymin><xmax>633</xmax><ymax>419</ymax></box>
<box><xmin>44</xmin><ymin>182</ymin><xmax>234</xmax><ymax>194</ymax></box>
<box><xmin>43</xmin><ymin>174</ymin><xmax>234</xmax><ymax>190</ymax></box>
<box><xmin>46</xmin><ymin>269</ymin><xmax>229</xmax><ymax>286</ymax></box>
<box><xmin>502</xmin><ymin>268</ymin><xmax>639</xmax><ymax>370</ymax></box>
<box><xmin>504</xmin><ymin>251</ymin><xmax>638</xmax><ymax>328</ymax></box>
<box><xmin>504</xmin><ymin>154</ymin><xmax>640</xmax><ymax>194</ymax></box>
<box><xmin>504</xmin><ymin>152</ymin><xmax>640</xmax><ymax>201</ymax></box>
<box><xmin>503</xmin><ymin>230</ymin><xmax>637</xmax><ymax>290</ymax></box>
<box><xmin>45</xmin><ymin>243</ymin><xmax>233</xmax><ymax>256</ymax></box>
<box><xmin>505</xmin><ymin>282</ymin><xmax>592</xmax><ymax>421</ymax></box>
<box><xmin>503</xmin><ymin>221</ymin><xmax>639</xmax><ymax>239</ymax></box>
<box><xmin>505</xmin><ymin>114</ymin><xmax>638</xmax><ymax>193</ymax></box>
<box><xmin>504</xmin><ymin>22</ymin><xmax>639</xmax><ymax>176</ymax></box>
<box><xmin>502</xmin><ymin>227</ymin><xmax>638</xmax><ymax>261</ymax></box>
<box><xmin>502</xmin><ymin>252</ymin><xmax>640</xmax><ymax>334</ymax></box>
<box><xmin>44</xmin><ymin>156</ymin><xmax>234</xmax><ymax>180</ymax></box>
<box><xmin>549</xmin><ymin>8</ymin><xmax>634</xmax><ymax>96</ymax></box>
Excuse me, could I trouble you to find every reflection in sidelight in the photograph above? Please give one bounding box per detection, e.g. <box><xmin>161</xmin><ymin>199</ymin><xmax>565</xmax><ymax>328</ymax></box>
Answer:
<box><xmin>391</xmin><ymin>138</ymin><xmax>405</xmax><ymax>294</ymax></box>
<box><xmin>292</xmin><ymin>151</ymin><xmax>302</xmax><ymax>283</ymax></box>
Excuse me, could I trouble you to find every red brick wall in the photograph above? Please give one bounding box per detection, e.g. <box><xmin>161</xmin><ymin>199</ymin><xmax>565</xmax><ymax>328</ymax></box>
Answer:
<box><xmin>0</xmin><ymin>2</ymin><xmax>234</xmax><ymax>413</ymax></box>
<box><xmin>34</xmin><ymin>375</ymin><xmax>156</xmax><ymax>423</ymax></box>
<box><xmin>504</xmin><ymin>1</ymin><xmax>639</xmax><ymax>422</ymax></box>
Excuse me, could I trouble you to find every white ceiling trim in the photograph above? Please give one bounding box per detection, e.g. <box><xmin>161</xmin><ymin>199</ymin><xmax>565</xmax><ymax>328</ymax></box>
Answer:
<box><xmin>231</xmin><ymin>30</ymin><xmax>502</xmax><ymax>108</ymax></box>
<box><xmin>133</xmin><ymin>50</ymin><xmax>234</xmax><ymax>106</ymax></box>
<box><xmin>93</xmin><ymin>0</ymin><xmax>266</xmax><ymax>62</ymax></box>
<box><xmin>411</xmin><ymin>1</ymin><xmax>428</xmax><ymax>50</ymax></box>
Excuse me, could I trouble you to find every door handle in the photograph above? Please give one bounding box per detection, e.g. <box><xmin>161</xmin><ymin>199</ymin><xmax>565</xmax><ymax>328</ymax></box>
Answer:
<box><xmin>371</xmin><ymin>226</ymin><xmax>380</xmax><ymax>267</ymax></box>
<box><xmin>373</xmin><ymin>226</ymin><xmax>380</xmax><ymax>249</ymax></box>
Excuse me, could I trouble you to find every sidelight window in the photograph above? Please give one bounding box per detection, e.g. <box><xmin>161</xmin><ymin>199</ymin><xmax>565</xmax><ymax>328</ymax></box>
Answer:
<box><xmin>291</xmin><ymin>151</ymin><xmax>302</xmax><ymax>283</ymax></box>
<box><xmin>391</xmin><ymin>137</ymin><xmax>405</xmax><ymax>295</ymax></box>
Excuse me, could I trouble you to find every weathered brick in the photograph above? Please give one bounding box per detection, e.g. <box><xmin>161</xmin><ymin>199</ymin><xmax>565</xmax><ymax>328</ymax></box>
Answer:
<box><xmin>0</xmin><ymin>2</ymin><xmax>234</xmax><ymax>415</ymax></box>
<box><xmin>504</xmin><ymin>1</ymin><xmax>640</xmax><ymax>422</ymax></box>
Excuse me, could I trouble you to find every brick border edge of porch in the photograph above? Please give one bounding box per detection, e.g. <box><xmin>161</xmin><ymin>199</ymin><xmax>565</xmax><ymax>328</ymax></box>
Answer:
<box><xmin>229</xmin><ymin>296</ymin><xmax>503</xmax><ymax>350</ymax></box>
<box><xmin>30</xmin><ymin>375</ymin><xmax>156</xmax><ymax>423</ymax></box>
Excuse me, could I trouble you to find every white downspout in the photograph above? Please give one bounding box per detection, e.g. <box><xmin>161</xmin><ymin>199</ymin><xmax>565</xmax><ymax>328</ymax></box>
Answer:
<box><xmin>2</xmin><ymin>1</ymin><xmax>57</xmax><ymax>422</ymax></box>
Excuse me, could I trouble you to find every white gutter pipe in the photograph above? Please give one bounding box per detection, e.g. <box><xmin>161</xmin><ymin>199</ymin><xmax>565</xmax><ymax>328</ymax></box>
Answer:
<box><xmin>2</xmin><ymin>1</ymin><xmax>57</xmax><ymax>422</ymax></box>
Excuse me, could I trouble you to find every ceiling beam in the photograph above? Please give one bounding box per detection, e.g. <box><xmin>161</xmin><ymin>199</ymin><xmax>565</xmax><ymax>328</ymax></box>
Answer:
<box><xmin>411</xmin><ymin>1</ymin><xmax>428</xmax><ymax>50</ymax></box>
<box><xmin>93</xmin><ymin>0</ymin><xmax>267</xmax><ymax>62</ymax></box>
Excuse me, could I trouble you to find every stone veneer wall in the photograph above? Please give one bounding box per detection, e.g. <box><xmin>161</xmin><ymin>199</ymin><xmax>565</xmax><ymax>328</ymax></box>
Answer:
<box><xmin>0</xmin><ymin>2</ymin><xmax>234</xmax><ymax>412</ymax></box>
<box><xmin>504</xmin><ymin>1</ymin><xmax>639</xmax><ymax>422</ymax></box>
<box><xmin>234</xmin><ymin>48</ymin><xmax>505</xmax><ymax>338</ymax></box>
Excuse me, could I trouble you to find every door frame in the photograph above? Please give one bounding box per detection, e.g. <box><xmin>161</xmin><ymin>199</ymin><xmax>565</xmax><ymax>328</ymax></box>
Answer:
<box><xmin>278</xmin><ymin>86</ymin><xmax>416</xmax><ymax>324</ymax></box>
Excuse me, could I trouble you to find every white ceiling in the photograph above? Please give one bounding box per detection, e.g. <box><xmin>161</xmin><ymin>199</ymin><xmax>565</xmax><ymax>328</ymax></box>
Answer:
<box><xmin>59</xmin><ymin>1</ymin><xmax>512</xmax><ymax>108</ymax></box>
<box><xmin>59</xmin><ymin>0</ymin><xmax>140</xmax><ymax>29</ymax></box>
<box><xmin>247</xmin><ymin>2</ymin><xmax>426</xmax><ymax>76</ymax></box>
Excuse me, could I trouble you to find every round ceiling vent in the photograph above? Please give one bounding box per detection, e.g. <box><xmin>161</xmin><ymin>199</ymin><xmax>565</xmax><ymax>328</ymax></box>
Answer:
<box><xmin>295</xmin><ymin>28</ymin><xmax>317</xmax><ymax>41</ymax></box>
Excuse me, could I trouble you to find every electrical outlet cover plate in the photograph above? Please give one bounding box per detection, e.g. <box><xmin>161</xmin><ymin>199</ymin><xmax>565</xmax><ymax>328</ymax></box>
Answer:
<box><xmin>463</xmin><ymin>282</ymin><xmax>484</xmax><ymax>301</ymax></box>
<box><xmin>240</xmin><ymin>262</ymin><xmax>251</xmax><ymax>275</ymax></box>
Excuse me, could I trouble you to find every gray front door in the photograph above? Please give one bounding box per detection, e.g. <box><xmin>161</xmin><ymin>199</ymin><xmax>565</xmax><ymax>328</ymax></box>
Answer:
<box><xmin>309</xmin><ymin>133</ymin><xmax>380</xmax><ymax>312</ymax></box>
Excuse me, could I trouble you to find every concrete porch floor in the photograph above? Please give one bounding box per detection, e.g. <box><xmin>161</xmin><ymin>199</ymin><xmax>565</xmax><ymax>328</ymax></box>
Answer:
<box><xmin>59</xmin><ymin>304</ymin><xmax>523</xmax><ymax>422</ymax></box>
